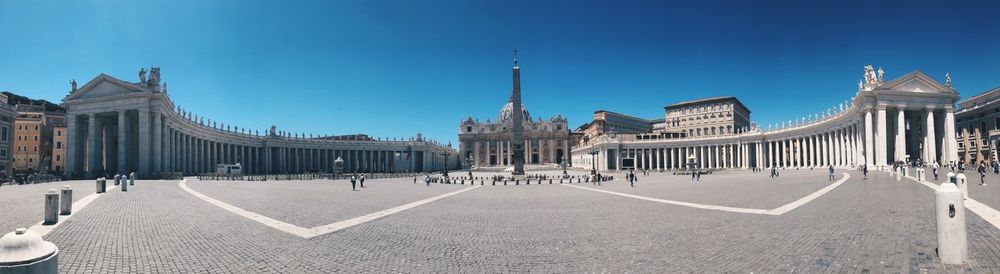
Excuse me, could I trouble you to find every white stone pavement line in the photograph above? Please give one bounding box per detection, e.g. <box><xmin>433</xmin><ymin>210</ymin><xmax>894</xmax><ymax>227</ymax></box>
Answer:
<box><xmin>561</xmin><ymin>172</ymin><xmax>850</xmax><ymax>216</ymax></box>
<box><xmin>30</xmin><ymin>183</ymin><xmax>120</xmax><ymax>237</ymax></box>
<box><xmin>179</xmin><ymin>179</ymin><xmax>481</xmax><ymax>239</ymax></box>
<box><xmin>903</xmin><ymin>173</ymin><xmax>1000</xmax><ymax>230</ymax></box>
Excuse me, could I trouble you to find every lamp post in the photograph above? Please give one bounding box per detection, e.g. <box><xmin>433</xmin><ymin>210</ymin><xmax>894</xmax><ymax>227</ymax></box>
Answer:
<box><xmin>588</xmin><ymin>148</ymin><xmax>599</xmax><ymax>176</ymax></box>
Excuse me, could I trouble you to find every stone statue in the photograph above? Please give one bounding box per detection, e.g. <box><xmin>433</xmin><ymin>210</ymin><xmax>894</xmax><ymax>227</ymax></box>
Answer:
<box><xmin>148</xmin><ymin>67</ymin><xmax>161</xmax><ymax>87</ymax></box>
<box><xmin>945</xmin><ymin>73</ymin><xmax>952</xmax><ymax>86</ymax></box>
<box><xmin>70</xmin><ymin>79</ymin><xmax>77</xmax><ymax>92</ymax></box>
<box><xmin>162</xmin><ymin>82</ymin><xmax>167</xmax><ymax>93</ymax></box>
<box><xmin>858</xmin><ymin>79</ymin><xmax>863</xmax><ymax>90</ymax></box>
<box><xmin>139</xmin><ymin>68</ymin><xmax>147</xmax><ymax>83</ymax></box>
<box><xmin>877</xmin><ymin>67</ymin><xmax>885</xmax><ymax>83</ymax></box>
<box><xmin>863</xmin><ymin>65</ymin><xmax>876</xmax><ymax>89</ymax></box>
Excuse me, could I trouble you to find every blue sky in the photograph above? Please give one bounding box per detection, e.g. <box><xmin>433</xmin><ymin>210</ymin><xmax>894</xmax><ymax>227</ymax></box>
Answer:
<box><xmin>1</xmin><ymin>0</ymin><xmax>998</xmax><ymax>145</ymax></box>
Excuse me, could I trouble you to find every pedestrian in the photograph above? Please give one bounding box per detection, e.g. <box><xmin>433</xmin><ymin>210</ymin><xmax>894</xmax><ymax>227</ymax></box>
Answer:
<box><xmin>360</xmin><ymin>173</ymin><xmax>366</xmax><ymax>188</ymax></box>
<box><xmin>425</xmin><ymin>175</ymin><xmax>431</xmax><ymax>186</ymax></box>
<box><xmin>979</xmin><ymin>162</ymin><xmax>988</xmax><ymax>186</ymax></box>
<box><xmin>630</xmin><ymin>172</ymin><xmax>636</xmax><ymax>188</ymax></box>
<box><xmin>828</xmin><ymin>165</ymin><xmax>835</xmax><ymax>181</ymax></box>
<box><xmin>933</xmin><ymin>163</ymin><xmax>939</xmax><ymax>181</ymax></box>
<box><xmin>863</xmin><ymin>164</ymin><xmax>868</xmax><ymax>180</ymax></box>
<box><xmin>350</xmin><ymin>174</ymin><xmax>357</xmax><ymax>191</ymax></box>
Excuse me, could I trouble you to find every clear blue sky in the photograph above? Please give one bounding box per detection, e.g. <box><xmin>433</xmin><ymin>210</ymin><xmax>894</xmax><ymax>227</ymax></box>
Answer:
<box><xmin>1</xmin><ymin>0</ymin><xmax>998</xmax><ymax>146</ymax></box>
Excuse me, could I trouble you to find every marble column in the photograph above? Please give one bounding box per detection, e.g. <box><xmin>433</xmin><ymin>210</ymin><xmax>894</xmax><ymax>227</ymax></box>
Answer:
<box><xmin>87</xmin><ymin>114</ymin><xmax>100</xmax><ymax>177</ymax></box>
<box><xmin>944</xmin><ymin>108</ymin><xmax>959</xmax><ymax>164</ymax></box>
<box><xmin>896</xmin><ymin>108</ymin><xmax>906</xmax><ymax>163</ymax></box>
<box><xmin>876</xmin><ymin>106</ymin><xmax>888</xmax><ymax>166</ymax></box>
<box><xmin>117</xmin><ymin>110</ymin><xmax>127</xmax><ymax>174</ymax></box>
<box><xmin>926</xmin><ymin>109</ymin><xmax>937</xmax><ymax>164</ymax></box>
<box><xmin>138</xmin><ymin>108</ymin><xmax>150</xmax><ymax>174</ymax></box>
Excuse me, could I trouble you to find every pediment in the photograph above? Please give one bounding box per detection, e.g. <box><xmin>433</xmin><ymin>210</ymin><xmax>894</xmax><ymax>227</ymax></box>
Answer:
<box><xmin>64</xmin><ymin>74</ymin><xmax>149</xmax><ymax>101</ymax></box>
<box><xmin>878</xmin><ymin>71</ymin><xmax>954</xmax><ymax>94</ymax></box>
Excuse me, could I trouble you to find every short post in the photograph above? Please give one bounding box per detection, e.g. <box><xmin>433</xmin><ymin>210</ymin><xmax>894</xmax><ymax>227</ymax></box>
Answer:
<box><xmin>95</xmin><ymin>178</ymin><xmax>104</xmax><ymax>194</ymax></box>
<box><xmin>0</xmin><ymin>228</ymin><xmax>59</xmax><ymax>273</ymax></box>
<box><xmin>43</xmin><ymin>189</ymin><xmax>59</xmax><ymax>225</ymax></box>
<box><xmin>935</xmin><ymin>182</ymin><xmax>968</xmax><ymax>264</ymax></box>
<box><xmin>917</xmin><ymin>168</ymin><xmax>925</xmax><ymax>182</ymax></box>
<box><xmin>129</xmin><ymin>172</ymin><xmax>135</xmax><ymax>186</ymax></box>
<box><xmin>101</xmin><ymin>178</ymin><xmax>107</xmax><ymax>193</ymax></box>
<box><xmin>948</xmin><ymin>172</ymin><xmax>956</xmax><ymax>184</ymax></box>
<box><xmin>955</xmin><ymin>174</ymin><xmax>968</xmax><ymax>199</ymax></box>
<box><xmin>59</xmin><ymin>186</ymin><xmax>72</xmax><ymax>216</ymax></box>
<box><xmin>121</xmin><ymin>176</ymin><xmax>128</xmax><ymax>192</ymax></box>
<box><xmin>903</xmin><ymin>166</ymin><xmax>909</xmax><ymax>177</ymax></box>
<box><xmin>113</xmin><ymin>174</ymin><xmax>120</xmax><ymax>186</ymax></box>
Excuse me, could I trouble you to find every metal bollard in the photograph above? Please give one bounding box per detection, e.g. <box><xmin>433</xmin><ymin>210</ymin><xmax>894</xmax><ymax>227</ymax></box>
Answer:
<box><xmin>935</xmin><ymin>182</ymin><xmax>968</xmax><ymax>264</ymax></box>
<box><xmin>43</xmin><ymin>189</ymin><xmax>59</xmax><ymax>225</ymax></box>
<box><xmin>129</xmin><ymin>172</ymin><xmax>135</xmax><ymax>186</ymax></box>
<box><xmin>100</xmin><ymin>178</ymin><xmax>107</xmax><ymax>193</ymax></box>
<box><xmin>121</xmin><ymin>177</ymin><xmax>128</xmax><ymax>192</ymax></box>
<box><xmin>0</xmin><ymin>228</ymin><xmax>59</xmax><ymax>273</ymax></box>
<box><xmin>59</xmin><ymin>186</ymin><xmax>72</xmax><ymax>216</ymax></box>
<box><xmin>114</xmin><ymin>175</ymin><xmax>120</xmax><ymax>186</ymax></box>
<box><xmin>95</xmin><ymin>178</ymin><xmax>104</xmax><ymax>194</ymax></box>
<box><xmin>955</xmin><ymin>174</ymin><xmax>968</xmax><ymax>199</ymax></box>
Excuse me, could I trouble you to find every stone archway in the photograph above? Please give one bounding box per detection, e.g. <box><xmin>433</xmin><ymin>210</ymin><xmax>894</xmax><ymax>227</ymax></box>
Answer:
<box><xmin>556</xmin><ymin>149</ymin><xmax>564</xmax><ymax>165</ymax></box>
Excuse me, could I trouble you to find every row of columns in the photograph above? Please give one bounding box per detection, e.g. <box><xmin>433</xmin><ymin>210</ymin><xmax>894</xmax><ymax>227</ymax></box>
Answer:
<box><xmin>624</xmin><ymin>143</ymin><xmax>758</xmax><ymax>170</ymax></box>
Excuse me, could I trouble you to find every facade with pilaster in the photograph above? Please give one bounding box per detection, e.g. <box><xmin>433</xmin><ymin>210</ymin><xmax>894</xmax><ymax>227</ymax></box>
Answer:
<box><xmin>955</xmin><ymin>86</ymin><xmax>1000</xmax><ymax>166</ymax></box>
<box><xmin>572</xmin><ymin>67</ymin><xmax>960</xmax><ymax>171</ymax></box>
<box><xmin>61</xmin><ymin>69</ymin><xmax>460</xmax><ymax>179</ymax></box>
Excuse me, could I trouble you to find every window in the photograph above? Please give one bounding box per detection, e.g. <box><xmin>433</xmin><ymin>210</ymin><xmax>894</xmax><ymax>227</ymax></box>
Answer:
<box><xmin>466</xmin><ymin>126</ymin><xmax>472</xmax><ymax>132</ymax></box>
<box><xmin>56</xmin><ymin>155</ymin><xmax>60</xmax><ymax>161</ymax></box>
<box><xmin>57</xmin><ymin>130</ymin><xmax>61</xmax><ymax>136</ymax></box>
<box><xmin>34</xmin><ymin>125</ymin><xmax>38</xmax><ymax>130</ymax></box>
<box><xmin>56</xmin><ymin>142</ymin><xmax>62</xmax><ymax>149</ymax></box>
<box><xmin>0</xmin><ymin>149</ymin><xmax>6</xmax><ymax>157</ymax></box>
<box><xmin>34</xmin><ymin>136</ymin><xmax>38</xmax><ymax>141</ymax></box>
<box><xmin>0</xmin><ymin>126</ymin><xmax>6</xmax><ymax>141</ymax></box>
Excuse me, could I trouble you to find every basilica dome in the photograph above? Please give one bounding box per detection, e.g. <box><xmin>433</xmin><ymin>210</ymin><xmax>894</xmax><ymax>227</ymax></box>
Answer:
<box><xmin>497</xmin><ymin>101</ymin><xmax>531</xmax><ymax>124</ymax></box>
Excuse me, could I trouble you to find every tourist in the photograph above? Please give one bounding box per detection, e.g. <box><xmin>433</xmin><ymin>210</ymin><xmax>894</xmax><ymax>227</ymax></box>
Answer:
<box><xmin>979</xmin><ymin>162</ymin><xmax>988</xmax><ymax>186</ymax></box>
<box><xmin>425</xmin><ymin>175</ymin><xmax>431</xmax><ymax>186</ymax></box>
<box><xmin>863</xmin><ymin>164</ymin><xmax>868</xmax><ymax>179</ymax></box>
<box><xmin>350</xmin><ymin>175</ymin><xmax>357</xmax><ymax>191</ymax></box>
<box><xmin>933</xmin><ymin>163</ymin><xmax>940</xmax><ymax>181</ymax></box>
<box><xmin>828</xmin><ymin>165</ymin><xmax>835</xmax><ymax>181</ymax></box>
<box><xmin>360</xmin><ymin>173</ymin><xmax>366</xmax><ymax>188</ymax></box>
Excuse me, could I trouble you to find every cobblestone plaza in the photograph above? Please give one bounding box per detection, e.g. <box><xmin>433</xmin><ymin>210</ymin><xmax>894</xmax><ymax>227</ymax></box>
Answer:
<box><xmin>3</xmin><ymin>169</ymin><xmax>1000</xmax><ymax>273</ymax></box>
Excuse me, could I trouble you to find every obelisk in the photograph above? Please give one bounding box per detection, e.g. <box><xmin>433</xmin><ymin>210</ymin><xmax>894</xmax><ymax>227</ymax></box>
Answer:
<box><xmin>510</xmin><ymin>49</ymin><xmax>525</xmax><ymax>175</ymax></box>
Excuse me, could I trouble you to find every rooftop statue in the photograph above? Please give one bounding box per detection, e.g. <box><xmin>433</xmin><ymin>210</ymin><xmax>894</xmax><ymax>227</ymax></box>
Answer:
<box><xmin>139</xmin><ymin>68</ymin><xmax>147</xmax><ymax>83</ymax></box>
<box><xmin>70</xmin><ymin>79</ymin><xmax>77</xmax><ymax>92</ymax></box>
<box><xmin>877</xmin><ymin>67</ymin><xmax>885</xmax><ymax>83</ymax></box>
<box><xmin>945</xmin><ymin>73</ymin><xmax>952</xmax><ymax>86</ymax></box>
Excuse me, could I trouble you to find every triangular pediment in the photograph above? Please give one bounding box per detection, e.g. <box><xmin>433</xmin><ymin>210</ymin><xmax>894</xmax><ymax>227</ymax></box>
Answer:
<box><xmin>877</xmin><ymin>71</ymin><xmax>954</xmax><ymax>94</ymax></box>
<box><xmin>64</xmin><ymin>74</ymin><xmax>149</xmax><ymax>102</ymax></box>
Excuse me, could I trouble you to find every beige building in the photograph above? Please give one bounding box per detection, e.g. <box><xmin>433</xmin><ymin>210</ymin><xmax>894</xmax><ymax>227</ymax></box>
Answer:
<box><xmin>662</xmin><ymin>96</ymin><xmax>752</xmax><ymax>138</ymax></box>
<box><xmin>575</xmin><ymin>110</ymin><xmax>653</xmax><ymax>142</ymax></box>
<box><xmin>14</xmin><ymin>105</ymin><xmax>44</xmax><ymax>173</ymax></box>
<box><xmin>0</xmin><ymin>94</ymin><xmax>15</xmax><ymax>177</ymax></box>
<box><xmin>51</xmin><ymin>121</ymin><xmax>67</xmax><ymax>173</ymax></box>
<box><xmin>955</xmin><ymin>86</ymin><xmax>1000</xmax><ymax>166</ymax></box>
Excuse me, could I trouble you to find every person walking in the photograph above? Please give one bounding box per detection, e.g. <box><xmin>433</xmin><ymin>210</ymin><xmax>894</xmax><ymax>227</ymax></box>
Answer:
<box><xmin>630</xmin><ymin>171</ymin><xmax>637</xmax><ymax>188</ymax></box>
<box><xmin>425</xmin><ymin>175</ymin><xmax>431</xmax><ymax>186</ymax></box>
<box><xmin>360</xmin><ymin>173</ymin><xmax>366</xmax><ymax>188</ymax></box>
<box><xmin>863</xmin><ymin>164</ymin><xmax>868</xmax><ymax>180</ymax></box>
<box><xmin>828</xmin><ymin>165</ymin><xmax>835</xmax><ymax>181</ymax></box>
<box><xmin>979</xmin><ymin>162</ymin><xmax>988</xmax><ymax>186</ymax></box>
<box><xmin>933</xmin><ymin>163</ymin><xmax>939</xmax><ymax>181</ymax></box>
<box><xmin>350</xmin><ymin>174</ymin><xmax>358</xmax><ymax>191</ymax></box>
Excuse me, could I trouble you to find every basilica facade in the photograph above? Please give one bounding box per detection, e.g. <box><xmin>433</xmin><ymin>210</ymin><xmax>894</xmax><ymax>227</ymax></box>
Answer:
<box><xmin>459</xmin><ymin>59</ymin><xmax>573</xmax><ymax>168</ymax></box>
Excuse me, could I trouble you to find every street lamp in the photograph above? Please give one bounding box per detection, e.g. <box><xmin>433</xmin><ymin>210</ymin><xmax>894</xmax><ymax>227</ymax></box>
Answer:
<box><xmin>588</xmin><ymin>148</ymin><xmax>599</xmax><ymax>176</ymax></box>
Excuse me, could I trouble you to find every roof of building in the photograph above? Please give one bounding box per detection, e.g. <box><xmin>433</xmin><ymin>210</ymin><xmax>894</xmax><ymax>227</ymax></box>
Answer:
<box><xmin>592</xmin><ymin>110</ymin><xmax>652</xmax><ymax>122</ymax></box>
<box><xmin>958</xmin><ymin>86</ymin><xmax>1000</xmax><ymax>111</ymax></box>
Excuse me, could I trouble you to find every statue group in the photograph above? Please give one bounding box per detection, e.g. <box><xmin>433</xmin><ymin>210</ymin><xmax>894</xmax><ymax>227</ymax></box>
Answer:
<box><xmin>138</xmin><ymin>67</ymin><xmax>165</xmax><ymax>91</ymax></box>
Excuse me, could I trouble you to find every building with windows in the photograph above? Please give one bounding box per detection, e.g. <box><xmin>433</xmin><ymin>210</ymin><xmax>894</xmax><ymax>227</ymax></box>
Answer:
<box><xmin>572</xmin><ymin>66</ymin><xmax>960</xmax><ymax>171</ymax></box>
<box><xmin>12</xmin><ymin>104</ymin><xmax>65</xmax><ymax>174</ymax></box>
<box><xmin>662</xmin><ymin>96</ymin><xmax>752</xmax><ymax>138</ymax></box>
<box><xmin>459</xmin><ymin>57</ymin><xmax>573</xmax><ymax>168</ymax></box>
<box><xmin>0</xmin><ymin>94</ymin><xmax>15</xmax><ymax>177</ymax></box>
<box><xmin>51</xmin><ymin>121</ymin><xmax>67</xmax><ymax>173</ymax></box>
<box><xmin>955</xmin><ymin>86</ymin><xmax>1000</xmax><ymax>166</ymax></box>
<box><xmin>61</xmin><ymin>67</ymin><xmax>459</xmax><ymax>179</ymax></box>
<box><xmin>575</xmin><ymin>110</ymin><xmax>654</xmax><ymax>141</ymax></box>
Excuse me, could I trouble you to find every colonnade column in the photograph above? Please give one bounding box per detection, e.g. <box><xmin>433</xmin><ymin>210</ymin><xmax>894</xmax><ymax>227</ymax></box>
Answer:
<box><xmin>926</xmin><ymin>108</ymin><xmax>937</xmax><ymax>164</ymax></box>
<box><xmin>876</xmin><ymin>106</ymin><xmax>888</xmax><ymax>167</ymax></box>
<box><xmin>896</xmin><ymin>108</ymin><xmax>906</xmax><ymax>163</ymax></box>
